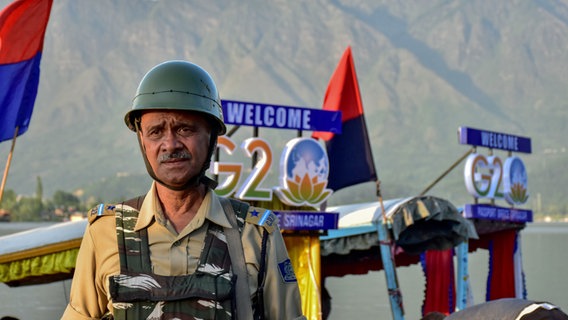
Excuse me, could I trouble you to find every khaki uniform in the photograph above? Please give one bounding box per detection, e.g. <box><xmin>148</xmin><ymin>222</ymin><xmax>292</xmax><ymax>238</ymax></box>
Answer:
<box><xmin>62</xmin><ymin>182</ymin><xmax>305</xmax><ymax>319</ymax></box>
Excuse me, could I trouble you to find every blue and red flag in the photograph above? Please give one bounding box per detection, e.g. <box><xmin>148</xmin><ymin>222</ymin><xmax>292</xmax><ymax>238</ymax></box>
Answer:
<box><xmin>0</xmin><ymin>0</ymin><xmax>53</xmax><ymax>142</ymax></box>
<box><xmin>312</xmin><ymin>46</ymin><xmax>377</xmax><ymax>191</ymax></box>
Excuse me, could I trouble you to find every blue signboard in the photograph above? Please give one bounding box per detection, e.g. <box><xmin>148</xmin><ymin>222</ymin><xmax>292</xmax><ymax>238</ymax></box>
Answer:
<box><xmin>463</xmin><ymin>204</ymin><xmax>533</xmax><ymax>223</ymax></box>
<box><xmin>458</xmin><ymin>127</ymin><xmax>532</xmax><ymax>153</ymax></box>
<box><xmin>222</xmin><ymin>99</ymin><xmax>342</xmax><ymax>133</ymax></box>
<box><xmin>274</xmin><ymin>211</ymin><xmax>339</xmax><ymax>231</ymax></box>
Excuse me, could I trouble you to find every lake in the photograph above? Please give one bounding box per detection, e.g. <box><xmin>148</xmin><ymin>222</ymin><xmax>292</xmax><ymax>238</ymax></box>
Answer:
<box><xmin>1</xmin><ymin>222</ymin><xmax>567</xmax><ymax>319</ymax></box>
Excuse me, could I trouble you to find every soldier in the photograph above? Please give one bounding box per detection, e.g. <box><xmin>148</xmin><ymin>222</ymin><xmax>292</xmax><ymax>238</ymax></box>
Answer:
<box><xmin>62</xmin><ymin>60</ymin><xmax>305</xmax><ymax>320</ymax></box>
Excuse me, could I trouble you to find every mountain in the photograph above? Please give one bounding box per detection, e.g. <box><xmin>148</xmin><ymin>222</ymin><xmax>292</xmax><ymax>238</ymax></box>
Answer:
<box><xmin>1</xmin><ymin>0</ymin><xmax>566</xmax><ymax>214</ymax></box>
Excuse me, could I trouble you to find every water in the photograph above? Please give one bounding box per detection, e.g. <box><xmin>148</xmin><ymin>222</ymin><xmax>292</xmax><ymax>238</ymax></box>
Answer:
<box><xmin>1</xmin><ymin>222</ymin><xmax>567</xmax><ymax>319</ymax></box>
<box><xmin>325</xmin><ymin>222</ymin><xmax>568</xmax><ymax>320</ymax></box>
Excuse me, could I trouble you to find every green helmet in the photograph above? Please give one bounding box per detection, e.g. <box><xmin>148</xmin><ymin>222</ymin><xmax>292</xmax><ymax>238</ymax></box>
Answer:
<box><xmin>125</xmin><ymin>60</ymin><xmax>226</xmax><ymax>135</ymax></box>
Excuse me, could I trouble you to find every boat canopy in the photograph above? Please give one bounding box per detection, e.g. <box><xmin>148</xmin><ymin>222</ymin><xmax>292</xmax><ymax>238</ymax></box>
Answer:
<box><xmin>320</xmin><ymin>195</ymin><xmax>478</xmax><ymax>278</ymax></box>
<box><xmin>0</xmin><ymin>219</ymin><xmax>87</xmax><ymax>287</ymax></box>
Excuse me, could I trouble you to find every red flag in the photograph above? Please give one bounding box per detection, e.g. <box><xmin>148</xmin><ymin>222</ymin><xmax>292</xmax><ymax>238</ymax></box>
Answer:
<box><xmin>0</xmin><ymin>0</ymin><xmax>53</xmax><ymax>142</ymax></box>
<box><xmin>312</xmin><ymin>46</ymin><xmax>377</xmax><ymax>191</ymax></box>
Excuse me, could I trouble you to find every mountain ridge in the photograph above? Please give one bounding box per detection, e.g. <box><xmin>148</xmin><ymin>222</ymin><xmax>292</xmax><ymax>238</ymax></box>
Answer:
<box><xmin>0</xmin><ymin>0</ymin><xmax>566</xmax><ymax>214</ymax></box>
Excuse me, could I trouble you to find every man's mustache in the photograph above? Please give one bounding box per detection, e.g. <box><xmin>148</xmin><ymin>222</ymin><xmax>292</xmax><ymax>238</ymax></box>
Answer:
<box><xmin>158</xmin><ymin>151</ymin><xmax>191</xmax><ymax>163</ymax></box>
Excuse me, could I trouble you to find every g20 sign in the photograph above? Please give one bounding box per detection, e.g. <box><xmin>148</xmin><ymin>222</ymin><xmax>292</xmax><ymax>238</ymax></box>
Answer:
<box><xmin>459</xmin><ymin>127</ymin><xmax>531</xmax><ymax>206</ymax></box>
<box><xmin>463</xmin><ymin>154</ymin><xmax>529</xmax><ymax>205</ymax></box>
<box><xmin>212</xmin><ymin>136</ymin><xmax>333</xmax><ymax>208</ymax></box>
<box><xmin>213</xmin><ymin>99</ymin><xmax>340</xmax><ymax>231</ymax></box>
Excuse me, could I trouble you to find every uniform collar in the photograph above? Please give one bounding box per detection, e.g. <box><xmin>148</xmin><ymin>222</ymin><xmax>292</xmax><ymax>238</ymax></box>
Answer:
<box><xmin>133</xmin><ymin>181</ymin><xmax>232</xmax><ymax>232</ymax></box>
<box><xmin>207</xmin><ymin>191</ymin><xmax>232</xmax><ymax>229</ymax></box>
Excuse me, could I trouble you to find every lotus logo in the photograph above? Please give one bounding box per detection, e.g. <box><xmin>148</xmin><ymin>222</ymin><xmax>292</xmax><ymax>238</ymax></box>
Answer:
<box><xmin>504</xmin><ymin>156</ymin><xmax>529</xmax><ymax>205</ymax></box>
<box><xmin>274</xmin><ymin>138</ymin><xmax>332</xmax><ymax>207</ymax></box>
<box><xmin>509</xmin><ymin>183</ymin><xmax>529</xmax><ymax>204</ymax></box>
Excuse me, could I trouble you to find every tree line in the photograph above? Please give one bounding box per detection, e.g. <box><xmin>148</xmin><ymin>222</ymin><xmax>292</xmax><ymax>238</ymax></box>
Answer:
<box><xmin>0</xmin><ymin>177</ymin><xmax>100</xmax><ymax>222</ymax></box>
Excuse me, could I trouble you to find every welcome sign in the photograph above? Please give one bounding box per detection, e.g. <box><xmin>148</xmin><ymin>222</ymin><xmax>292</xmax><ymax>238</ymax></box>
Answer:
<box><xmin>458</xmin><ymin>127</ymin><xmax>532</xmax><ymax>153</ymax></box>
<box><xmin>222</xmin><ymin>99</ymin><xmax>342</xmax><ymax>132</ymax></box>
<box><xmin>459</xmin><ymin>126</ymin><xmax>532</xmax><ymax>223</ymax></box>
<box><xmin>213</xmin><ymin>100</ymin><xmax>340</xmax><ymax>231</ymax></box>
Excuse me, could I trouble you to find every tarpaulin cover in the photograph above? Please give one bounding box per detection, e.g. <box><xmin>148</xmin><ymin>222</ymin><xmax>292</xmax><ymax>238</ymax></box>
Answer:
<box><xmin>320</xmin><ymin>196</ymin><xmax>477</xmax><ymax>278</ymax></box>
<box><xmin>321</xmin><ymin>196</ymin><xmax>477</xmax><ymax>256</ymax></box>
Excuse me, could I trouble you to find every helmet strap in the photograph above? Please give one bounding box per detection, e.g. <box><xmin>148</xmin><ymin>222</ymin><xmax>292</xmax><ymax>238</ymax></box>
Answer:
<box><xmin>199</xmin><ymin>132</ymin><xmax>219</xmax><ymax>189</ymax></box>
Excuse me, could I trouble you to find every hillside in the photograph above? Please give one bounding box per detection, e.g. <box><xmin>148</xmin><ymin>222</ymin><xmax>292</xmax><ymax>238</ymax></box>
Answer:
<box><xmin>1</xmin><ymin>0</ymin><xmax>567</xmax><ymax>214</ymax></box>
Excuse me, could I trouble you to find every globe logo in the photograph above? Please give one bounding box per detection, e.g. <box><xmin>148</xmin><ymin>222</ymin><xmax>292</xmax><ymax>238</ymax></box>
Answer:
<box><xmin>274</xmin><ymin>137</ymin><xmax>332</xmax><ymax>207</ymax></box>
<box><xmin>504</xmin><ymin>156</ymin><xmax>529</xmax><ymax>205</ymax></box>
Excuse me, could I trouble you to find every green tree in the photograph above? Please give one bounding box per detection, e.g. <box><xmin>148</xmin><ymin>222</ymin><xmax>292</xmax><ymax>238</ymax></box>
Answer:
<box><xmin>52</xmin><ymin>190</ymin><xmax>81</xmax><ymax>208</ymax></box>
<box><xmin>36</xmin><ymin>176</ymin><xmax>43</xmax><ymax>202</ymax></box>
<box><xmin>11</xmin><ymin>196</ymin><xmax>43</xmax><ymax>221</ymax></box>
<box><xmin>34</xmin><ymin>176</ymin><xmax>45</xmax><ymax>214</ymax></box>
<box><xmin>0</xmin><ymin>189</ymin><xmax>18</xmax><ymax>211</ymax></box>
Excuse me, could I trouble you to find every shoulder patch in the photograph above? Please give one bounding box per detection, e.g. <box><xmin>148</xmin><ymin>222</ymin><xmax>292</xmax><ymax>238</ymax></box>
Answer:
<box><xmin>277</xmin><ymin>258</ymin><xmax>297</xmax><ymax>283</ymax></box>
<box><xmin>245</xmin><ymin>206</ymin><xmax>278</xmax><ymax>234</ymax></box>
<box><xmin>88</xmin><ymin>203</ymin><xmax>117</xmax><ymax>224</ymax></box>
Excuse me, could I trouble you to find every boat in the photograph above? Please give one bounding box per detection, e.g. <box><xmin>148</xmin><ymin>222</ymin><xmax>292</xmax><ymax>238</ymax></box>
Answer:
<box><xmin>0</xmin><ymin>219</ymin><xmax>85</xmax><ymax>287</ymax></box>
<box><xmin>0</xmin><ymin>193</ymin><xmax>533</xmax><ymax>319</ymax></box>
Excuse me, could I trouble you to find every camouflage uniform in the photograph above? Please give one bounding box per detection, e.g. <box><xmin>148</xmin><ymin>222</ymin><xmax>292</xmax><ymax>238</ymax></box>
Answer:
<box><xmin>61</xmin><ymin>183</ymin><xmax>305</xmax><ymax>319</ymax></box>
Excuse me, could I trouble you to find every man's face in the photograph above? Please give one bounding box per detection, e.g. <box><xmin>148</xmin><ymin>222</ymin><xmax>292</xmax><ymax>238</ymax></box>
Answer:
<box><xmin>139</xmin><ymin>110</ymin><xmax>211</xmax><ymax>188</ymax></box>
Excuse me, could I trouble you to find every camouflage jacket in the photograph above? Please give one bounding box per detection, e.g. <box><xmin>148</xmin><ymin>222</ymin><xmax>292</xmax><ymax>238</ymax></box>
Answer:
<box><xmin>107</xmin><ymin>198</ymin><xmax>249</xmax><ymax>320</ymax></box>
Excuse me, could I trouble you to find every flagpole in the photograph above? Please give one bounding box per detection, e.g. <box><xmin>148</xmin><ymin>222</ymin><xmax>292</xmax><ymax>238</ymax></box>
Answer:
<box><xmin>419</xmin><ymin>148</ymin><xmax>474</xmax><ymax>196</ymax></box>
<box><xmin>0</xmin><ymin>126</ymin><xmax>19</xmax><ymax>206</ymax></box>
<box><xmin>376</xmin><ymin>180</ymin><xmax>405</xmax><ymax>320</ymax></box>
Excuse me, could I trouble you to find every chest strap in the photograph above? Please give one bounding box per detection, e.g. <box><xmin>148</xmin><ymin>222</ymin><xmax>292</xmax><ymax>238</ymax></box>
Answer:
<box><xmin>220</xmin><ymin>197</ymin><xmax>254</xmax><ymax>320</ymax></box>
